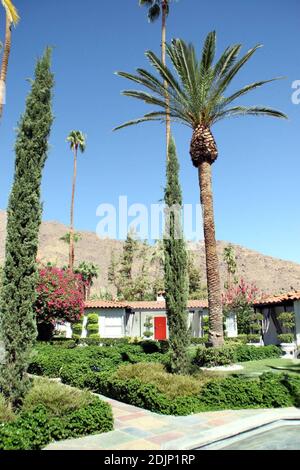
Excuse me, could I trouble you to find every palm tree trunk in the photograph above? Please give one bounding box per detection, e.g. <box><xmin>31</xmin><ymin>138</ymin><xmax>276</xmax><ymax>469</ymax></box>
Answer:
<box><xmin>161</xmin><ymin>0</ymin><xmax>170</xmax><ymax>158</ymax></box>
<box><xmin>198</xmin><ymin>161</ymin><xmax>224</xmax><ymax>347</ymax></box>
<box><xmin>0</xmin><ymin>16</ymin><xmax>12</xmax><ymax>120</ymax></box>
<box><xmin>69</xmin><ymin>147</ymin><xmax>77</xmax><ymax>270</ymax></box>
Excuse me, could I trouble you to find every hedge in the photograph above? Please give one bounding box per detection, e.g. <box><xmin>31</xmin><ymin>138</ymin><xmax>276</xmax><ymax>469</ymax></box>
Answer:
<box><xmin>0</xmin><ymin>397</ymin><xmax>113</xmax><ymax>450</ymax></box>
<box><xmin>194</xmin><ymin>344</ymin><xmax>281</xmax><ymax>367</ymax></box>
<box><xmin>28</xmin><ymin>343</ymin><xmax>166</xmax><ymax>378</ymax></box>
<box><xmin>59</xmin><ymin>370</ymin><xmax>300</xmax><ymax>416</ymax></box>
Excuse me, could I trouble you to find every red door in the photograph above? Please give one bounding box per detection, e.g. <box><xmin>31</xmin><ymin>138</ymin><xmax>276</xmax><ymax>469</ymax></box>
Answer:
<box><xmin>154</xmin><ymin>317</ymin><xmax>167</xmax><ymax>340</ymax></box>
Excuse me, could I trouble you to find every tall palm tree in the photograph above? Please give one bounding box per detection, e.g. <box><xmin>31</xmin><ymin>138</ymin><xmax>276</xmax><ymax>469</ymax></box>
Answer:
<box><xmin>0</xmin><ymin>0</ymin><xmax>19</xmax><ymax>119</ymax></box>
<box><xmin>139</xmin><ymin>0</ymin><xmax>171</xmax><ymax>157</ymax></box>
<box><xmin>66</xmin><ymin>131</ymin><xmax>86</xmax><ymax>271</ymax></box>
<box><xmin>114</xmin><ymin>31</ymin><xmax>287</xmax><ymax>347</ymax></box>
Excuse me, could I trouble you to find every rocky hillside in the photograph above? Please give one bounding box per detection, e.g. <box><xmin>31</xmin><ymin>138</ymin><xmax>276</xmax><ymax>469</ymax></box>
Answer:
<box><xmin>0</xmin><ymin>210</ymin><xmax>300</xmax><ymax>296</ymax></box>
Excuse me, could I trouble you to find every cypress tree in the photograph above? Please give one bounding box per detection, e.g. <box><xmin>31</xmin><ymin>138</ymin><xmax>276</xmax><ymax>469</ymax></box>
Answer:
<box><xmin>164</xmin><ymin>137</ymin><xmax>189</xmax><ymax>374</ymax></box>
<box><xmin>0</xmin><ymin>49</ymin><xmax>54</xmax><ymax>407</ymax></box>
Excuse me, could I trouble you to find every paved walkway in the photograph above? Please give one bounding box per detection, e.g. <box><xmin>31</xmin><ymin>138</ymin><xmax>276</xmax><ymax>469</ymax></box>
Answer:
<box><xmin>45</xmin><ymin>395</ymin><xmax>300</xmax><ymax>450</ymax></box>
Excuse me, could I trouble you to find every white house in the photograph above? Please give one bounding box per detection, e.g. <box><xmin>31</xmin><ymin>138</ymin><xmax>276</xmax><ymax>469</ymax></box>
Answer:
<box><xmin>60</xmin><ymin>297</ymin><xmax>238</xmax><ymax>340</ymax></box>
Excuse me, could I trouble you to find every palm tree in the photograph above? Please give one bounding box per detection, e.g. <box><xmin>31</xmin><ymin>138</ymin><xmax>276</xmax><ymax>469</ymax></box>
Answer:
<box><xmin>223</xmin><ymin>244</ymin><xmax>237</xmax><ymax>289</ymax></box>
<box><xmin>139</xmin><ymin>0</ymin><xmax>171</xmax><ymax>157</ymax></box>
<box><xmin>0</xmin><ymin>0</ymin><xmax>19</xmax><ymax>119</ymax></box>
<box><xmin>114</xmin><ymin>31</ymin><xmax>287</xmax><ymax>347</ymax></box>
<box><xmin>66</xmin><ymin>131</ymin><xmax>86</xmax><ymax>271</ymax></box>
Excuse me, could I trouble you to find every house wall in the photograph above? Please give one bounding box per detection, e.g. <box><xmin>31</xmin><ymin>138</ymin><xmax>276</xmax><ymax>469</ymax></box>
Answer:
<box><xmin>294</xmin><ymin>300</ymin><xmax>300</xmax><ymax>346</ymax></box>
<box><xmin>85</xmin><ymin>308</ymin><xmax>126</xmax><ymax>338</ymax></box>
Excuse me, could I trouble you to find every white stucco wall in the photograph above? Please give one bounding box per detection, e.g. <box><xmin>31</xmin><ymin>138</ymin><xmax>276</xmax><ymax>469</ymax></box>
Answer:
<box><xmin>294</xmin><ymin>300</ymin><xmax>300</xmax><ymax>346</ymax></box>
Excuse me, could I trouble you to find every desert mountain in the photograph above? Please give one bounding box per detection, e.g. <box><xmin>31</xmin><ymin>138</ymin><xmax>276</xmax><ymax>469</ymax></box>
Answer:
<box><xmin>0</xmin><ymin>210</ymin><xmax>299</xmax><ymax>296</ymax></box>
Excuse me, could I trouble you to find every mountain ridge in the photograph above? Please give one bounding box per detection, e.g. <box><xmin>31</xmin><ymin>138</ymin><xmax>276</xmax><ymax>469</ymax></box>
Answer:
<box><xmin>0</xmin><ymin>210</ymin><xmax>299</xmax><ymax>296</ymax></box>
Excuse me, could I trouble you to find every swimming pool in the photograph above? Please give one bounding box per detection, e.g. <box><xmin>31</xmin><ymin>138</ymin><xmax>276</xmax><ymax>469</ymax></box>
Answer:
<box><xmin>198</xmin><ymin>420</ymin><xmax>300</xmax><ymax>450</ymax></box>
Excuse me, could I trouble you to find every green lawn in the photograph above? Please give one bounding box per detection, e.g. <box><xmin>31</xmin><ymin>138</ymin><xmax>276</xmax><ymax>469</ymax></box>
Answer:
<box><xmin>214</xmin><ymin>358</ymin><xmax>300</xmax><ymax>378</ymax></box>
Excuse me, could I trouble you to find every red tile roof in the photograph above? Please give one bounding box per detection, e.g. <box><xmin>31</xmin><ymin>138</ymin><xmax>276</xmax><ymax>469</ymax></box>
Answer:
<box><xmin>253</xmin><ymin>291</ymin><xmax>300</xmax><ymax>307</ymax></box>
<box><xmin>85</xmin><ymin>299</ymin><xmax>208</xmax><ymax>310</ymax></box>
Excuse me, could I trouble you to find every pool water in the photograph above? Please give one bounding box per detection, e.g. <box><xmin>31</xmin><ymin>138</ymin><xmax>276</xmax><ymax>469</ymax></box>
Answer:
<box><xmin>199</xmin><ymin>421</ymin><xmax>300</xmax><ymax>450</ymax></box>
<box><xmin>222</xmin><ymin>425</ymin><xmax>300</xmax><ymax>450</ymax></box>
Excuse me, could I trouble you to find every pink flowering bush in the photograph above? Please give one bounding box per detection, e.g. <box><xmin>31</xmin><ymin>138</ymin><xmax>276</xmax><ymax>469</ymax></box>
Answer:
<box><xmin>35</xmin><ymin>266</ymin><xmax>85</xmax><ymax>327</ymax></box>
<box><xmin>222</xmin><ymin>278</ymin><xmax>261</xmax><ymax>334</ymax></box>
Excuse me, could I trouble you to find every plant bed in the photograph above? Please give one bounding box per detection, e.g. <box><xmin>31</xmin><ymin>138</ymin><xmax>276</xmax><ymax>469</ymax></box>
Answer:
<box><xmin>0</xmin><ymin>378</ymin><xmax>113</xmax><ymax>450</ymax></box>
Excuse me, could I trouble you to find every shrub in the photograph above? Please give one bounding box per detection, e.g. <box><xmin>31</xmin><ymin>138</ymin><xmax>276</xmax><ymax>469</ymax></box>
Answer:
<box><xmin>193</xmin><ymin>344</ymin><xmax>282</xmax><ymax>367</ymax></box>
<box><xmin>35</xmin><ymin>266</ymin><xmax>85</xmax><ymax>324</ymax></box>
<box><xmin>139</xmin><ymin>340</ymin><xmax>160</xmax><ymax>354</ymax></box>
<box><xmin>63</xmin><ymin>398</ymin><xmax>113</xmax><ymax>436</ymax></box>
<box><xmin>234</xmin><ymin>345</ymin><xmax>281</xmax><ymax>362</ymax></box>
<box><xmin>247</xmin><ymin>334</ymin><xmax>261</xmax><ymax>343</ymax></box>
<box><xmin>194</xmin><ymin>345</ymin><xmax>236</xmax><ymax>367</ymax></box>
<box><xmin>114</xmin><ymin>363</ymin><xmax>208</xmax><ymax>399</ymax></box>
<box><xmin>190</xmin><ymin>336</ymin><xmax>208</xmax><ymax>345</ymax></box>
<box><xmin>89</xmin><ymin>334</ymin><xmax>100</xmax><ymax>341</ymax></box>
<box><xmin>0</xmin><ymin>381</ymin><xmax>113</xmax><ymax>450</ymax></box>
<box><xmin>86</xmin><ymin>324</ymin><xmax>99</xmax><ymax>334</ymax></box>
<box><xmin>199</xmin><ymin>373</ymin><xmax>294</xmax><ymax>410</ymax></box>
<box><xmin>72</xmin><ymin>322</ymin><xmax>83</xmax><ymax>336</ymax></box>
<box><xmin>278</xmin><ymin>334</ymin><xmax>295</xmax><ymax>344</ymax></box>
<box><xmin>87</xmin><ymin>313</ymin><xmax>99</xmax><ymax>325</ymax></box>
<box><xmin>0</xmin><ymin>395</ymin><xmax>15</xmax><ymax>423</ymax></box>
<box><xmin>22</xmin><ymin>379</ymin><xmax>94</xmax><ymax>417</ymax></box>
<box><xmin>225</xmin><ymin>335</ymin><xmax>248</xmax><ymax>344</ymax></box>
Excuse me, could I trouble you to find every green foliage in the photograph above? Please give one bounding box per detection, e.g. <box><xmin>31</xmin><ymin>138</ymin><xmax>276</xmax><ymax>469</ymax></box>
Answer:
<box><xmin>278</xmin><ymin>334</ymin><xmax>295</xmax><ymax>344</ymax></box>
<box><xmin>164</xmin><ymin>138</ymin><xmax>189</xmax><ymax>374</ymax></box>
<box><xmin>247</xmin><ymin>334</ymin><xmax>261</xmax><ymax>343</ymax></box>
<box><xmin>194</xmin><ymin>345</ymin><xmax>236</xmax><ymax>367</ymax></box>
<box><xmin>115</xmin><ymin>32</ymin><xmax>287</xmax><ymax>132</ymax></box>
<box><xmin>199</xmin><ymin>373</ymin><xmax>294</xmax><ymax>410</ymax></box>
<box><xmin>223</xmin><ymin>245</ymin><xmax>237</xmax><ymax>289</ymax></box>
<box><xmin>22</xmin><ymin>379</ymin><xmax>94</xmax><ymax>417</ymax></box>
<box><xmin>0</xmin><ymin>395</ymin><xmax>15</xmax><ymax>423</ymax></box>
<box><xmin>190</xmin><ymin>336</ymin><xmax>209</xmax><ymax>345</ymax></box>
<box><xmin>278</xmin><ymin>312</ymin><xmax>295</xmax><ymax>331</ymax></box>
<box><xmin>89</xmin><ymin>334</ymin><xmax>101</xmax><ymax>341</ymax></box>
<box><xmin>187</xmin><ymin>252</ymin><xmax>207</xmax><ymax>300</ymax></box>
<box><xmin>143</xmin><ymin>316</ymin><xmax>153</xmax><ymax>338</ymax></box>
<box><xmin>72</xmin><ymin>323</ymin><xmax>83</xmax><ymax>336</ymax></box>
<box><xmin>0</xmin><ymin>49</ymin><xmax>54</xmax><ymax>407</ymax></box>
<box><xmin>60</xmin><ymin>232</ymin><xmax>82</xmax><ymax>245</ymax></box>
<box><xmin>0</xmin><ymin>389</ymin><xmax>113</xmax><ymax>450</ymax></box>
<box><xmin>87</xmin><ymin>313</ymin><xmax>99</xmax><ymax>325</ymax></box>
<box><xmin>194</xmin><ymin>344</ymin><xmax>281</xmax><ymax>367</ymax></box>
<box><xmin>225</xmin><ymin>334</ymin><xmax>248</xmax><ymax>344</ymax></box>
<box><xmin>114</xmin><ymin>363</ymin><xmax>208</xmax><ymax>399</ymax></box>
<box><xmin>86</xmin><ymin>324</ymin><xmax>99</xmax><ymax>334</ymax></box>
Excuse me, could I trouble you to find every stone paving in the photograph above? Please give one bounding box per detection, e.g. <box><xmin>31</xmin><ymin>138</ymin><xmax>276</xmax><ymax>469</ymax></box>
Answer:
<box><xmin>45</xmin><ymin>394</ymin><xmax>300</xmax><ymax>450</ymax></box>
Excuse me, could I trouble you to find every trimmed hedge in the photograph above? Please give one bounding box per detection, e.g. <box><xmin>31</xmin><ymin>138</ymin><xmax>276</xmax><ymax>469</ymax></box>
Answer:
<box><xmin>194</xmin><ymin>344</ymin><xmax>281</xmax><ymax>367</ymax></box>
<box><xmin>199</xmin><ymin>373</ymin><xmax>296</xmax><ymax>410</ymax></box>
<box><xmin>59</xmin><ymin>369</ymin><xmax>300</xmax><ymax>416</ymax></box>
<box><xmin>29</xmin><ymin>343</ymin><xmax>166</xmax><ymax>379</ymax></box>
<box><xmin>86</xmin><ymin>313</ymin><xmax>99</xmax><ymax>325</ymax></box>
<box><xmin>0</xmin><ymin>396</ymin><xmax>113</xmax><ymax>450</ymax></box>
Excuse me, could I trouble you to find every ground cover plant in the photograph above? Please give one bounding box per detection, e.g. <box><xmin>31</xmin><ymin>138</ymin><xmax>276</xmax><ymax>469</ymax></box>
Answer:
<box><xmin>0</xmin><ymin>378</ymin><xmax>113</xmax><ymax>450</ymax></box>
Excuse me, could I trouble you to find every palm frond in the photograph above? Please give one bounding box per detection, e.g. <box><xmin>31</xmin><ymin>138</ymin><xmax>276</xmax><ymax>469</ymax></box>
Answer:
<box><xmin>1</xmin><ymin>0</ymin><xmax>19</xmax><ymax>25</ymax></box>
<box><xmin>213</xmin><ymin>106</ymin><xmax>288</xmax><ymax>123</ymax></box>
<box><xmin>200</xmin><ymin>31</ymin><xmax>216</xmax><ymax>73</ymax></box>
<box><xmin>220</xmin><ymin>78</ymin><xmax>284</xmax><ymax>108</ymax></box>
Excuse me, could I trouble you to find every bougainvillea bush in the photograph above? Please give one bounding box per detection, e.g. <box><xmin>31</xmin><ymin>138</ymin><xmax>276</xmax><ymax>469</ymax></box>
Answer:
<box><xmin>222</xmin><ymin>278</ymin><xmax>261</xmax><ymax>335</ymax></box>
<box><xmin>34</xmin><ymin>266</ymin><xmax>85</xmax><ymax>338</ymax></box>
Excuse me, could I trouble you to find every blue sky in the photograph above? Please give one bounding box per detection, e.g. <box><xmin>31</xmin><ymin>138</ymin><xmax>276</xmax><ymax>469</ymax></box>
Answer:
<box><xmin>1</xmin><ymin>0</ymin><xmax>300</xmax><ymax>262</ymax></box>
